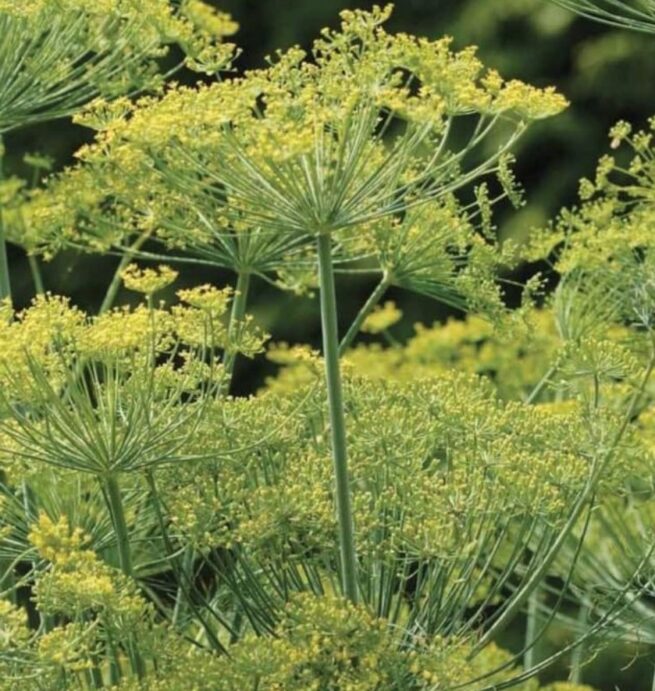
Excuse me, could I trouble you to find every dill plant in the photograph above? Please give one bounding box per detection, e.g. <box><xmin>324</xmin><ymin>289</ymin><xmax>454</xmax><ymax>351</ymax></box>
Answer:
<box><xmin>15</xmin><ymin>2</ymin><xmax>566</xmax><ymax>608</ymax></box>
<box><xmin>0</xmin><ymin>3</ymin><xmax>653</xmax><ymax>690</ymax></box>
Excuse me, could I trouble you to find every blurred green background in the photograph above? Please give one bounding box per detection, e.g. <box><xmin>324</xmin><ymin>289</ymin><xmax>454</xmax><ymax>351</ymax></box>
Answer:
<box><xmin>3</xmin><ymin>3</ymin><xmax>655</xmax><ymax>685</ymax></box>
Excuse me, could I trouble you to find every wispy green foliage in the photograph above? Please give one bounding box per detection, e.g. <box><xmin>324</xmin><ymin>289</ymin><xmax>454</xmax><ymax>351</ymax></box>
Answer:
<box><xmin>548</xmin><ymin>0</ymin><xmax>655</xmax><ymax>33</ymax></box>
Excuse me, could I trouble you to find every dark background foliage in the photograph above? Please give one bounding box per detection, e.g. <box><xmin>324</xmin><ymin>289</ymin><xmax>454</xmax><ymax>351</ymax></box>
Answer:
<box><xmin>3</xmin><ymin>3</ymin><xmax>655</xmax><ymax>685</ymax></box>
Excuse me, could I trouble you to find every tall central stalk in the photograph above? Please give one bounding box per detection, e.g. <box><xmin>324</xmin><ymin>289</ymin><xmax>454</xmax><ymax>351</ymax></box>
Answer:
<box><xmin>316</xmin><ymin>231</ymin><xmax>358</xmax><ymax>603</ymax></box>
<box><xmin>222</xmin><ymin>270</ymin><xmax>251</xmax><ymax>391</ymax></box>
<box><xmin>104</xmin><ymin>475</ymin><xmax>134</xmax><ymax>576</ymax></box>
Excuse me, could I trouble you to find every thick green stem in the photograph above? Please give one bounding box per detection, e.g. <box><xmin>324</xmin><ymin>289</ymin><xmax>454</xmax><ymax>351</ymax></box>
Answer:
<box><xmin>338</xmin><ymin>272</ymin><xmax>391</xmax><ymax>356</ymax></box>
<box><xmin>0</xmin><ymin>222</ymin><xmax>10</xmax><ymax>302</ymax></box>
<box><xmin>222</xmin><ymin>270</ymin><xmax>251</xmax><ymax>391</ymax></box>
<box><xmin>28</xmin><ymin>254</ymin><xmax>44</xmax><ymax>295</ymax></box>
<box><xmin>103</xmin><ymin>475</ymin><xmax>133</xmax><ymax>577</ymax></box>
<box><xmin>316</xmin><ymin>232</ymin><xmax>358</xmax><ymax>603</ymax></box>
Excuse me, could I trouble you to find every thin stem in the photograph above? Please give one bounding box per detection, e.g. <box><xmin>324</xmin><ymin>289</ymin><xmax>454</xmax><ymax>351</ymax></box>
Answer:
<box><xmin>27</xmin><ymin>254</ymin><xmax>44</xmax><ymax>295</ymax></box>
<box><xmin>0</xmin><ymin>221</ymin><xmax>10</xmax><ymax>301</ymax></box>
<box><xmin>316</xmin><ymin>231</ymin><xmax>358</xmax><ymax>603</ymax></box>
<box><xmin>526</xmin><ymin>364</ymin><xmax>557</xmax><ymax>405</ymax></box>
<box><xmin>99</xmin><ymin>234</ymin><xmax>150</xmax><ymax>314</ymax></box>
<box><xmin>569</xmin><ymin>600</ymin><xmax>590</xmax><ymax>682</ymax></box>
<box><xmin>222</xmin><ymin>270</ymin><xmax>251</xmax><ymax>391</ymax></box>
<box><xmin>100</xmin><ymin>253</ymin><xmax>134</xmax><ymax>315</ymax></box>
<box><xmin>0</xmin><ymin>142</ymin><xmax>8</xmax><ymax>302</ymax></box>
<box><xmin>338</xmin><ymin>272</ymin><xmax>391</xmax><ymax>356</ymax></box>
<box><xmin>523</xmin><ymin>588</ymin><xmax>540</xmax><ymax>670</ymax></box>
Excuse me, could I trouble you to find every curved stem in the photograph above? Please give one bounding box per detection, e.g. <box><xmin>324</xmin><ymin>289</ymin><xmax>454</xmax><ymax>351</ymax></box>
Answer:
<box><xmin>222</xmin><ymin>270</ymin><xmax>251</xmax><ymax>392</ymax></box>
<box><xmin>338</xmin><ymin>272</ymin><xmax>391</xmax><ymax>356</ymax></box>
<box><xmin>317</xmin><ymin>232</ymin><xmax>358</xmax><ymax>603</ymax></box>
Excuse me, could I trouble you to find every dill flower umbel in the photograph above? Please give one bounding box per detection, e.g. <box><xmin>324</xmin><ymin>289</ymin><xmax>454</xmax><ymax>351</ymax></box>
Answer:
<box><xmin>121</xmin><ymin>264</ymin><xmax>179</xmax><ymax>297</ymax></box>
<box><xmin>24</xmin><ymin>4</ymin><xmax>567</xmax><ymax>261</ymax></box>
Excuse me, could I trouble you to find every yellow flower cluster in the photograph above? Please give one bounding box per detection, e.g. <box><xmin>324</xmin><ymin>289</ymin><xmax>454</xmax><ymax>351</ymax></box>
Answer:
<box><xmin>181</xmin><ymin>0</ymin><xmax>238</xmax><ymax>39</ymax></box>
<box><xmin>36</xmin><ymin>623</ymin><xmax>95</xmax><ymax>674</ymax></box>
<box><xmin>361</xmin><ymin>301</ymin><xmax>403</xmax><ymax>334</ymax></box>
<box><xmin>121</xmin><ymin>264</ymin><xmax>179</xmax><ymax>296</ymax></box>
<box><xmin>211</xmin><ymin>593</ymin><xmax>534</xmax><ymax>690</ymax></box>
<box><xmin>0</xmin><ymin>294</ymin><xmax>84</xmax><ymax>406</ymax></box>
<box><xmin>28</xmin><ymin>513</ymin><xmax>85</xmax><ymax>565</ymax></box>
<box><xmin>269</xmin><ymin>309</ymin><xmax>561</xmax><ymax>401</ymax></box>
<box><xmin>17</xmin><ymin>4</ymin><xmax>567</xmax><ymax>266</ymax></box>
<box><xmin>527</xmin><ymin>119</ymin><xmax>655</xmax><ymax>338</ymax></box>
<box><xmin>29</xmin><ymin>514</ymin><xmax>147</xmax><ymax>621</ymax></box>
<box><xmin>0</xmin><ymin>289</ymin><xmax>268</xmax><ymax>475</ymax></box>
<box><xmin>164</xmin><ymin>369</ymin><xmax>608</xmax><ymax>637</ymax></box>
<box><xmin>0</xmin><ymin>598</ymin><xmax>30</xmax><ymax>654</ymax></box>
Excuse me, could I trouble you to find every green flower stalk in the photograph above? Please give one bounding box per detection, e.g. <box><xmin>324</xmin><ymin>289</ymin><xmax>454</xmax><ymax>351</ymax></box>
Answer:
<box><xmin>222</xmin><ymin>270</ymin><xmax>251</xmax><ymax>391</ymax></box>
<box><xmin>317</xmin><ymin>232</ymin><xmax>358</xmax><ymax>602</ymax></box>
